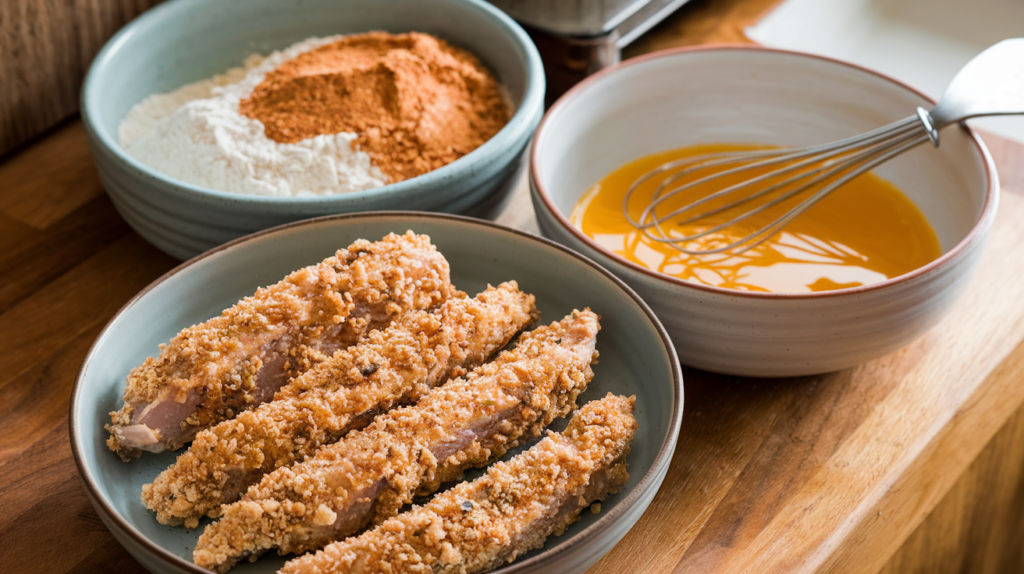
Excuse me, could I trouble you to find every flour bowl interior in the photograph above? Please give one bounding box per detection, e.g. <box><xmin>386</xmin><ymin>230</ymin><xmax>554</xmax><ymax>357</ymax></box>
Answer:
<box><xmin>70</xmin><ymin>213</ymin><xmax>683</xmax><ymax>574</ymax></box>
<box><xmin>530</xmin><ymin>46</ymin><xmax>998</xmax><ymax>376</ymax></box>
<box><xmin>82</xmin><ymin>0</ymin><xmax>545</xmax><ymax>260</ymax></box>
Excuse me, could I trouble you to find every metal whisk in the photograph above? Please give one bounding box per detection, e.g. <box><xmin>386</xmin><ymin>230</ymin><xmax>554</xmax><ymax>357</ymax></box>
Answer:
<box><xmin>625</xmin><ymin>38</ymin><xmax>1024</xmax><ymax>256</ymax></box>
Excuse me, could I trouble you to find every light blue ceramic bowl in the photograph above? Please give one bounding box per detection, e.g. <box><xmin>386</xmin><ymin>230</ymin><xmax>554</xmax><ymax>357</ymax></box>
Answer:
<box><xmin>70</xmin><ymin>213</ymin><xmax>683</xmax><ymax>574</ymax></box>
<box><xmin>82</xmin><ymin>0</ymin><xmax>545</xmax><ymax>261</ymax></box>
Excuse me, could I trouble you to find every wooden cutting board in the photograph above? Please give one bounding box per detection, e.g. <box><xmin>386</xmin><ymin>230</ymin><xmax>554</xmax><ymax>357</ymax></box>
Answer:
<box><xmin>2</xmin><ymin>122</ymin><xmax>1024</xmax><ymax>574</ymax></box>
<box><xmin>501</xmin><ymin>133</ymin><xmax>1024</xmax><ymax>574</ymax></box>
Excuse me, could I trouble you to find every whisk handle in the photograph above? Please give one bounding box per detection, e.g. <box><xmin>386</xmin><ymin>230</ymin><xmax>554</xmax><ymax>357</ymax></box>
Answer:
<box><xmin>930</xmin><ymin>38</ymin><xmax>1024</xmax><ymax>129</ymax></box>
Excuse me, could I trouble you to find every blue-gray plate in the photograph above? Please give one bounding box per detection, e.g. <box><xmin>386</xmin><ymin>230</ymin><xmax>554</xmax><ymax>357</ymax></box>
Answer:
<box><xmin>82</xmin><ymin>0</ymin><xmax>545</xmax><ymax>260</ymax></box>
<box><xmin>70</xmin><ymin>213</ymin><xmax>683</xmax><ymax>574</ymax></box>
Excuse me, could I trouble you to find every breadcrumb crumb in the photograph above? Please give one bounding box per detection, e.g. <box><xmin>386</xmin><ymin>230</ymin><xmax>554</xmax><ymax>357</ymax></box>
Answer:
<box><xmin>193</xmin><ymin>310</ymin><xmax>600</xmax><ymax>572</ymax></box>
<box><xmin>142</xmin><ymin>283</ymin><xmax>537</xmax><ymax>527</ymax></box>
<box><xmin>107</xmin><ymin>232</ymin><xmax>453</xmax><ymax>460</ymax></box>
<box><xmin>282</xmin><ymin>394</ymin><xmax>636</xmax><ymax>574</ymax></box>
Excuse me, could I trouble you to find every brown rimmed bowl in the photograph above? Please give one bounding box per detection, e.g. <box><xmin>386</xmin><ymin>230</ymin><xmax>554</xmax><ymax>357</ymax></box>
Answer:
<box><xmin>529</xmin><ymin>45</ymin><xmax>998</xmax><ymax>377</ymax></box>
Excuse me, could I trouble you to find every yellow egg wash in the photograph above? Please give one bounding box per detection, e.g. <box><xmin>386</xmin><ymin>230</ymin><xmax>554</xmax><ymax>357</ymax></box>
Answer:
<box><xmin>569</xmin><ymin>143</ymin><xmax>942</xmax><ymax>293</ymax></box>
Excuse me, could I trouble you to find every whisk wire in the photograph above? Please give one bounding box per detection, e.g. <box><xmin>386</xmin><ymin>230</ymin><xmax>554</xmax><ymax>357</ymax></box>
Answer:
<box><xmin>630</xmin><ymin>118</ymin><xmax>931</xmax><ymax>255</ymax></box>
<box><xmin>732</xmin><ymin>132</ymin><xmax>933</xmax><ymax>255</ymax></box>
<box><xmin>625</xmin><ymin>117</ymin><xmax>924</xmax><ymax>233</ymax></box>
<box><xmin>618</xmin><ymin>38</ymin><xmax>1024</xmax><ymax>256</ymax></box>
<box><xmin>641</xmin><ymin>164</ymin><xmax>837</xmax><ymax>248</ymax></box>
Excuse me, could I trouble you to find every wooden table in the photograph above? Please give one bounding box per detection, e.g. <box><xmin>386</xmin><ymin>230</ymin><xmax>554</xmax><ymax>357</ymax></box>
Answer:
<box><xmin>4</xmin><ymin>1</ymin><xmax>1024</xmax><ymax>573</ymax></box>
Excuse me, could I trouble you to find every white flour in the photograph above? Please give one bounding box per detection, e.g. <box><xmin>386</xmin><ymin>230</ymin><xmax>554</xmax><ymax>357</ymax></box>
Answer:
<box><xmin>118</xmin><ymin>36</ymin><xmax>388</xmax><ymax>197</ymax></box>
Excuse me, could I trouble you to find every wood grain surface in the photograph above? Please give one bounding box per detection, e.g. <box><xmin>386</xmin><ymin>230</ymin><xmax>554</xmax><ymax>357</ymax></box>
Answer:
<box><xmin>880</xmin><ymin>401</ymin><xmax>1024</xmax><ymax>574</ymax></box>
<box><xmin>0</xmin><ymin>0</ymin><xmax>164</xmax><ymax>157</ymax></box>
<box><xmin>3</xmin><ymin>1</ymin><xmax>1024</xmax><ymax>573</ymax></box>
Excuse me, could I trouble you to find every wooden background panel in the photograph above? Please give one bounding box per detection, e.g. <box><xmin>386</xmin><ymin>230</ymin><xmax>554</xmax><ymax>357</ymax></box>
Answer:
<box><xmin>0</xmin><ymin>0</ymin><xmax>163</xmax><ymax>158</ymax></box>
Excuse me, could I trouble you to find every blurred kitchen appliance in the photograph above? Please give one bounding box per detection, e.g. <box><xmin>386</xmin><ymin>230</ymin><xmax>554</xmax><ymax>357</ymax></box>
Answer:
<box><xmin>489</xmin><ymin>0</ymin><xmax>692</xmax><ymax>103</ymax></box>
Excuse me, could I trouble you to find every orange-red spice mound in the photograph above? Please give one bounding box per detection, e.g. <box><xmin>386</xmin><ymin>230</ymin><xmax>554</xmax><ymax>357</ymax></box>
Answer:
<box><xmin>239</xmin><ymin>32</ymin><xmax>511</xmax><ymax>183</ymax></box>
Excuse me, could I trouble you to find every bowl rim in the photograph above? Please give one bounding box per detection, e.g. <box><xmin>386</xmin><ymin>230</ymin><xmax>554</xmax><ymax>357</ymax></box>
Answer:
<box><xmin>80</xmin><ymin>0</ymin><xmax>545</xmax><ymax>206</ymax></box>
<box><xmin>68</xmin><ymin>211</ymin><xmax>685</xmax><ymax>574</ymax></box>
<box><xmin>530</xmin><ymin>43</ymin><xmax>1000</xmax><ymax>300</ymax></box>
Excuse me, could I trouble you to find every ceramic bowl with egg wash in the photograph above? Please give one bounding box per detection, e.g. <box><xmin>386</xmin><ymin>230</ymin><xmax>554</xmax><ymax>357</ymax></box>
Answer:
<box><xmin>530</xmin><ymin>45</ymin><xmax>998</xmax><ymax>377</ymax></box>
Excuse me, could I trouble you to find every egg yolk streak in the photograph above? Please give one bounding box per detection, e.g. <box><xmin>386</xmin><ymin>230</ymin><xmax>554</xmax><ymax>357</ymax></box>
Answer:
<box><xmin>569</xmin><ymin>144</ymin><xmax>941</xmax><ymax>293</ymax></box>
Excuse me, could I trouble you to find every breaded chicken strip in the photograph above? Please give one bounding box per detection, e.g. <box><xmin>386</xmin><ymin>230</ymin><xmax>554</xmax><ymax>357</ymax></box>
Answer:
<box><xmin>107</xmin><ymin>232</ymin><xmax>454</xmax><ymax>460</ymax></box>
<box><xmin>193</xmin><ymin>310</ymin><xmax>600</xmax><ymax>572</ymax></box>
<box><xmin>282</xmin><ymin>394</ymin><xmax>636</xmax><ymax>574</ymax></box>
<box><xmin>142</xmin><ymin>282</ymin><xmax>538</xmax><ymax>527</ymax></box>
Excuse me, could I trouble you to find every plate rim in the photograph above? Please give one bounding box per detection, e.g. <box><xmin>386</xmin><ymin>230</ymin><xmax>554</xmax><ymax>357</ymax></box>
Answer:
<box><xmin>68</xmin><ymin>211</ymin><xmax>685</xmax><ymax>574</ymax></box>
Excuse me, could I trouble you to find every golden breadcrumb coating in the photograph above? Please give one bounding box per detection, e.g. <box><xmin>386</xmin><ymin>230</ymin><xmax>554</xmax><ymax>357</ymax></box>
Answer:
<box><xmin>282</xmin><ymin>394</ymin><xmax>636</xmax><ymax>574</ymax></box>
<box><xmin>107</xmin><ymin>232</ymin><xmax>454</xmax><ymax>460</ymax></box>
<box><xmin>193</xmin><ymin>310</ymin><xmax>600</xmax><ymax>572</ymax></box>
<box><xmin>142</xmin><ymin>282</ymin><xmax>538</xmax><ymax>527</ymax></box>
